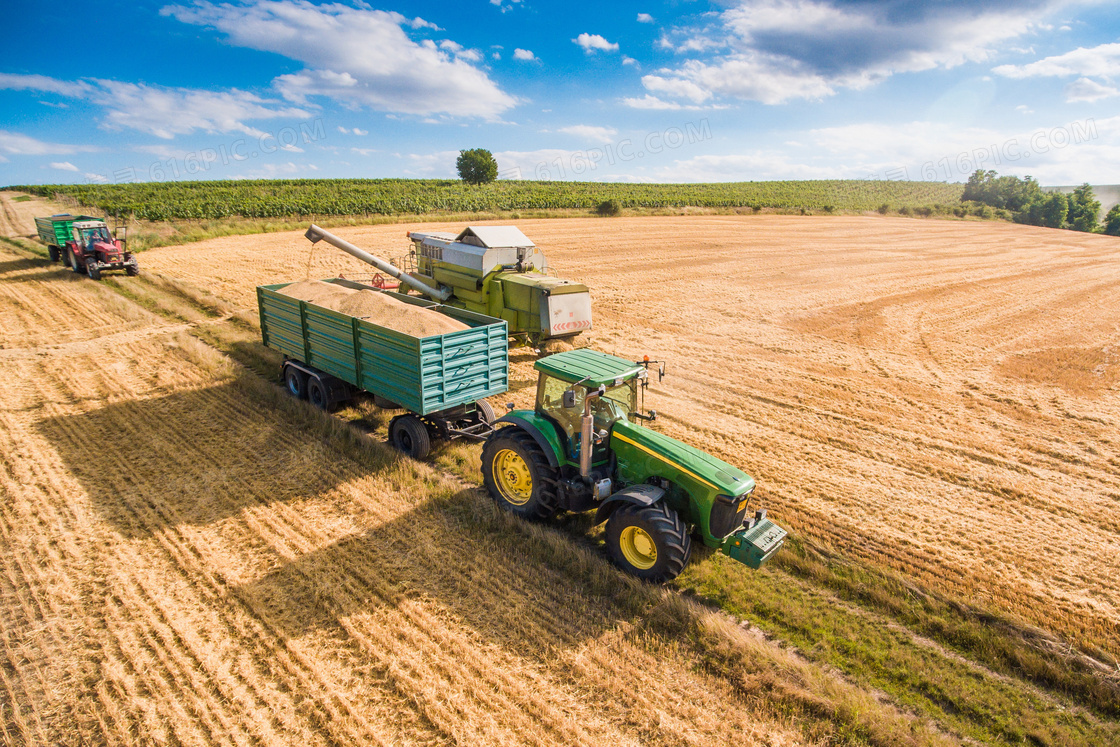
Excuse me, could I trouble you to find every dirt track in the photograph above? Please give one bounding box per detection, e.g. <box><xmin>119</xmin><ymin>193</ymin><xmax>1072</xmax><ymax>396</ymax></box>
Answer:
<box><xmin>142</xmin><ymin>215</ymin><xmax>1120</xmax><ymax>651</ymax></box>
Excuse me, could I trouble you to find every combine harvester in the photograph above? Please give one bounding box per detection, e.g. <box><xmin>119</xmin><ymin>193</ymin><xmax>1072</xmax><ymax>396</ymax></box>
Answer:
<box><xmin>34</xmin><ymin>214</ymin><xmax>138</xmax><ymax>279</ymax></box>
<box><xmin>304</xmin><ymin>224</ymin><xmax>591</xmax><ymax>348</ymax></box>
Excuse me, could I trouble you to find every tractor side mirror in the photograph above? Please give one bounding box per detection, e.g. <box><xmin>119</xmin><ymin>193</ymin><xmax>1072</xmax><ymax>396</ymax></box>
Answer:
<box><xmin>561</xmin><ymin>390</ymin><xmax>577</xmax><ymax>409</ymax></box>
<box><xmin>115</xmin><ymin>226</ymin><xmax>127</xmax><ymax>241</ymax></box>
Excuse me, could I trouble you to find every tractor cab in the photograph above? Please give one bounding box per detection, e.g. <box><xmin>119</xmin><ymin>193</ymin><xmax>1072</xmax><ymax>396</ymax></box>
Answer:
<box><xmin>533</xmin><ymin>350</ymin><xmax>648</xmax><ymax>460</ymax></box>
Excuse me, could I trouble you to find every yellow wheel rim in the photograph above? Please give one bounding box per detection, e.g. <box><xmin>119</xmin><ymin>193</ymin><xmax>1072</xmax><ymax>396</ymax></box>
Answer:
<box><xmin>619</xmin><ymin>526</ymin><xmax>658</xmax><ymax>570</ymax></box>
<box><xmin>493</xmin><ymin>449</ymin><xmax>533</xmax><ymax>506</ymax></box>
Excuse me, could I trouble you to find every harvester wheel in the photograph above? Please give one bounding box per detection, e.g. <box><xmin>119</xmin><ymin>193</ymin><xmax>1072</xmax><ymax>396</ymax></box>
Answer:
<box><xmin>481</xmin><ymin>428</ymin><xmax>557</xmax><ymax>520</ymax></box>
<box><xmin>475</xmin><ymin>399</ymin><xmax>496</xmax><ymax>424</ymax></box>
<box><xmin>390</xmin><ymin>415</ymin><xmax>431</xmax><ymax>460</ymax></box>
<box><xmin>284</xmin><ymin>366</ymin><xmax>308</xmax><ymax>399</ymax></box>
<box><xmin>87</xmin><ymin>262</ymin><xmax>101</xmax><ymax>281</ymax></box>
<box><xmin>605</xmin><ymin>502</ymin><xmax>691</xmax><ymax>582</ymax></box>
<box><xmin>307</xmin><ymin>377</ymin><xmax>336</xmax><ymax>412</ymax></box>
<box><xmin>126</xmin><ymin>261</ymin><xmax>139</xmax><ymax>276</ymax></box>
<box><xmin>48</xmin><ymin>245</ymin><xmax>60</xmax><ymax>262</ymax></box>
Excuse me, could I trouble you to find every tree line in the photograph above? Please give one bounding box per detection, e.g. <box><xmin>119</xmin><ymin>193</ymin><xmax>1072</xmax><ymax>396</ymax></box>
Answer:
<box><xmin>963</xmin><ymin>170</ymin><xmax>1120</xmax><ymax>236</ymax></box>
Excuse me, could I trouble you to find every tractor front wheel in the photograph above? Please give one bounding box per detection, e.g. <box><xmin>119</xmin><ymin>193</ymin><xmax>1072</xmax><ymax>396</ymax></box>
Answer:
<box><xmin>87</xmin><ymin>262</ymin><xmax>101</xmax><ymax>281</ymax></box>
<box><xmin>126</xmin><ymin>261</ymin><xmax>139</xmax><ymax>276</ymax></box>
<box><xmin>482</xmin><ymin>429</ymin><xmax>557</xmax><ymax>520</ymax></box>
<box><xmin>605</xmin><ymin>502</ymin><xmax>691</xmax><ymax>582</ymax></box>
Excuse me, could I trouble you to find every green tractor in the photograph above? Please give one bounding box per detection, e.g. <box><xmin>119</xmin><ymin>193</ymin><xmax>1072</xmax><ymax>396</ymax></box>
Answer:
<box><xmin>482</xmin><ymin>349</ymin><xmax>786</xmax><ymax>581</ymax></box>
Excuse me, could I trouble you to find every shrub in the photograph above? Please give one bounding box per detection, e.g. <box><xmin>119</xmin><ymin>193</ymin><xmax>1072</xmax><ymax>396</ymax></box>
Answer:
<box><xmin>877</xmin><ymin>203</ymin><xmax>890</xmax><ymax>215</ymax></box>
<box><xmin>596</xmin><ymin>199</ymin><xmax>622</xmax><ymax>216</ymax></box>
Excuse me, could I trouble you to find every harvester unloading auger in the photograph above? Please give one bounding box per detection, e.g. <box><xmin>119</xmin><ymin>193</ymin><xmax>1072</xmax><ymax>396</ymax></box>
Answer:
<box><xmin>305</xmin><ymin>224</ymin><xmax>592</xmax><ymax>346</ymax></box>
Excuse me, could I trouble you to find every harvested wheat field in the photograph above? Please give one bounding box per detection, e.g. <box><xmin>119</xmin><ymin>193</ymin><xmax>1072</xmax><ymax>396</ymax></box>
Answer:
<box><xmin>142</xmin><ymin>215</ymin><xmax>1120</xmax><ymax>656</ymax></box>
<box><xmin>5</xmin><ymin>221</ymin><xmax>926</xmax><ymax>745</ymax></box>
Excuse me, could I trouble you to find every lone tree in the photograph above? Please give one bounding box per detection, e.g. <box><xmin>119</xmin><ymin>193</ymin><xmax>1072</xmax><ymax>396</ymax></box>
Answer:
<box><xmin>457</xmin><ymin>148</ymin><xmax>498</xmax><ymax>185</ymax></box>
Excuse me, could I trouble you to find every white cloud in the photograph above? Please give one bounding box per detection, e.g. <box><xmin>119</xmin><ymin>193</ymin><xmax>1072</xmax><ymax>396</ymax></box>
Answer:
<box><xmin>337</xmin><ymin>126</ymin><xmax>369</xmax><ymax>135</ymax></box>
<box><xmin>0</xmin><ymin>129</ymin><xmax>98</xmax><ymax>157</ymax></box>
<box><xmin>490</xmin><ymin>0</ymin><xmax>521</xmax><ymax>12</ymax></box>
<box><xmin>558</xmin><ymin>125</ymin><xmax>618</xmax><ymax>144</ymax></box>
<box><xmin>622</xmin><ymin>56</ymin><xmax>639</xmax><ymax>67</ymax></box>
<box><xmin>993</xmin><ymin>42</ymin><xmax>1120</xmax><ymax>79</ymax></box>
<box><xmin>657</xmin><ymin>152</ymin><xmax>839</xmax><ymax>182</ymax></box>
<box><xmin>0</xmin><ymin>73</ymin><xmax>308</xmax><ymax>139</ymax></box>
<box><xmin>84</xmin><ymin>173</ymin><xmax>108</xmax><ymax>183</ymax></box>
<box><xmin>163</xmin><ymin>1</ymin><xmax>516</xmax><ymax>118</ymax></box>
<box><xmin>621</xmin><ymin>94</ymin><xmax>690</xmax><ymax>110</ymax></box>
<box><xmin>48</xmin><ymin>161</ymin><xmax>79</xmax><ymax>171</ymax></box>
<box><xmin>574</xmin><ymin>33</ymin><xmax>619</xmax><ymax>54</ymax></box>
<box><xmin>645</xmin><ymin>0</ymin><xmax>1061</xmax><ymax>106</ymax></box>
<box><xmin>637</xmin><ymin>13</ymin><xmax>654</xmax><ymax>23</ymax></box>
<box><xmin>1064</xmin><ymin>77</ymin><xmax>1119</xmax><ymax>103</ymax></box>
<box><xmin>513</xmin><ymin>48</ymin><xmax>537</xmax><ymax>61</ymax></box>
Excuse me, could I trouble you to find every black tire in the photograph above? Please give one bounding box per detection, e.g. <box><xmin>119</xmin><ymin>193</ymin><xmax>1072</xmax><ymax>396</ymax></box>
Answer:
<box><xmin>68</xmin><ymin>248</ymin><xmax>82</xmax><ymax>274</ymax></box>
<box><xmin>125</xmin><ymin>261</ymin><xmax>139</xmax><ymax>276</ymax></box>
<box><xmin>87</xmin><ymin>261</ymin><xmax>101</xmax><ymax>280</ymax></box>
<box><xmin>481</xmin><ymin>428</ymin><xmax>557</xmax><ymax>520</ymax></box>
<box><xmin>48</xmin><ymin>245</ymin><xmax>60</xmax><ymax>262</ymax></box>
<box><xmin>307</xmin><ymin>377</ymin><xmax>335</xmax><ymax>411</ymax></box>
<box><xmin>389</xmin><ymin>415</ymin><xmax>431</xmax><ymax>460</ymax></box>
<box><xmin>476</xmin><ymin>399</ymin><xmax>496</xmax><ymax>424</ymax></box>
<box><xmin>284</xmin><ymin>366</ymin><xmax>308</xmax><ymax>399</ymax></box>
<box><xmin>605</xmin><ymin>502</ymin><xmax>692</xmax><ymax>582</ymax></box>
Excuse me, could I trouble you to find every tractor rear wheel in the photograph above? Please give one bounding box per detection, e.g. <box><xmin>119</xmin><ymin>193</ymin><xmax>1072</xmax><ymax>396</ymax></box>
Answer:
<box><xmin>389</xmin><ymin>415</ymin><xmax>431</xmax><ymax>460</ymax></box>
<box><xmin>48</xmin><ymin>245</ymin><xmax>60</xmax><ymax>262</ymax></box>
<box><xmin>605</xmin><ymin>502</ymin><xmax>691</xmax><ymax>582</ymax></box>
<box><xmin>284</xmin><ymin>366</ymin><xmax>308</xmax><ymax>399</ymax></box>
<box><xmin>68</xmin><ymin>248</ymin><xmax>82</xmax><ymax>274</ymax></box>
<box><xmin>481</xmin><ymin>428</ymin><xmax>557</xmax><ymax>520</ymax></box>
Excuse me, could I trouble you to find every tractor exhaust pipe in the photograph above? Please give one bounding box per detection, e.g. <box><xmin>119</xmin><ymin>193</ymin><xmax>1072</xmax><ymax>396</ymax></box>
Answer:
<box><xmin>305</xmin><ymin>224</ymin><xmax>452</xmax><ymax>302</ymax></box>
<box><xmin>580</xmin><ymin>386</ymin><xmax>605</xmax><ymax>479</ymax></box>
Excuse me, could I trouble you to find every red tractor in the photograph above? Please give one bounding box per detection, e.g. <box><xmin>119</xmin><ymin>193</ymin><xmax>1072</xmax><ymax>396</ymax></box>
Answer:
<box><xmin>35</xmin><ymin>215</ymin><xmax>139</xmax><ymax>280</ymax></box>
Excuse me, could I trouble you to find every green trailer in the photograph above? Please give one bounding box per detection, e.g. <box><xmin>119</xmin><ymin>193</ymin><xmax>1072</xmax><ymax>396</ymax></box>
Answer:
<box><xmin>258</xmin><ymin>278</ymin><xmax>509</xmax><ymax>459</ymax></box>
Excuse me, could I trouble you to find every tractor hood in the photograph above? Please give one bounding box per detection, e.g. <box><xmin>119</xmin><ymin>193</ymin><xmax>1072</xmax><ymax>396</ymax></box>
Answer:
<box><xmin>611</xmin><ymin>419</ymin><xmax>755</xmax><ymax>498</ymax></box>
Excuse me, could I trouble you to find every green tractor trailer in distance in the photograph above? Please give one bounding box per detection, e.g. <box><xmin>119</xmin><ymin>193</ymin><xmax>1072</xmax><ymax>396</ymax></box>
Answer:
<box><xmin>304</xmin><ymin>224</ymin><xmax>592</xmax><ymax>346</ymax></box>
<box><xmin>483</xmin><ymin>349</ymin><xmax>786</xmax><ymax>580</ymax></box>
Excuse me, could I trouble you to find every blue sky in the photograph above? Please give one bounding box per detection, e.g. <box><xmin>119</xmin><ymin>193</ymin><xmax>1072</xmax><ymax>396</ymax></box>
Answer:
<box><xmin>1</xmin><ymin>0</ymin><xmax>1117</xmax><ymax>186</ymax></box>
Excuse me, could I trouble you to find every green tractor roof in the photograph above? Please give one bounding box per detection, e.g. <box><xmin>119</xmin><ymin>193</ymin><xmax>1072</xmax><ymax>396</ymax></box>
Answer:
<box><xmin>534</xmin><ymin>349</ymin><xmax>645</xmax><ymax>387</ymax></box>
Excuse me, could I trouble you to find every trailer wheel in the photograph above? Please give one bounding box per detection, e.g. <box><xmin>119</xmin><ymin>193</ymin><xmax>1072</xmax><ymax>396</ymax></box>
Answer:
<box><xmin>605</xmin><ymin>502</ymin><xmax>691</xmax><ymax>582</ymax></box>
<box><xmin>284</xmin><ymin>366</ymin><xmax>308</xmax><ymax>399</ymax></box>
<box><xmin>48</xmin><ymin>245</ymin><xmax>60</xmax><ymax>262</ymax></box>
<box><xmin>475</xmin><ymin>399</ymin><xmax>496</xmax><ymax>424</ymax></box>
<box><xmin>126</xmin><ymin>261</ymin><xmax>139</xmax><ymax>276</ymax></box>
<box><xmin>390</xmin><ymin>415</ymin><xmax>431</xmax><ymax>460</ymax></box>
<box><xmin>307</xmin><ymin>377</ymin><xmax>336</xmax><ymax>412</ymax></box>
<box><xmin>87</xmin><ymin>262</ymin><xmax>101</xmax><ymax>281</ymax></box>
<box><xmin>481</xmin><ymin>429</ymin><xmax>557</xmax><ymax>520</ymax></box>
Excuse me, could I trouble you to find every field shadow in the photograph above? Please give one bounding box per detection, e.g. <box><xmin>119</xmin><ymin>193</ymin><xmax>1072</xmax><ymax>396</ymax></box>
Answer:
<box><xmin>37</xmin><ymin>377</ymin><xmax>393</xmax><ymax>539</ymax></box>
<box><xmin>233</xmin><ymin>487</ymin><xmax>665</xmax><ymax>658</ymax></box>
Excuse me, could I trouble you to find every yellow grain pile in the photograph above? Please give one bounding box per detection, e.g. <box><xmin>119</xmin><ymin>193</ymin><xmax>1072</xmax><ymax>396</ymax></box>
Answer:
<box><xmin>279</xmin><ymin>279</ymin><xmax>468</xmax><ymax>337</ymax></box>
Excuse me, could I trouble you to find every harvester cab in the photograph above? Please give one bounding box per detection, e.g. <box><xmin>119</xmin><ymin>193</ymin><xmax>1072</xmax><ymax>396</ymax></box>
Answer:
<box><xmin>482</xmin><ymin>349</ymin><xmax>787</xmax><ymax>581</ymax></box>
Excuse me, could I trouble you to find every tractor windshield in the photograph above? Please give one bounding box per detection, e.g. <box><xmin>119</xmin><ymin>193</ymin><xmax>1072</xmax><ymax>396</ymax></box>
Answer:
<box><xmin>82</xmin><ymin>227</ymin><xmax>111</xmax><ymax>245</ymax></box>
<box><xmin>537</xmin><ymin>375</ymin><xmax>637</xmax><ymax>445</ymax></box>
